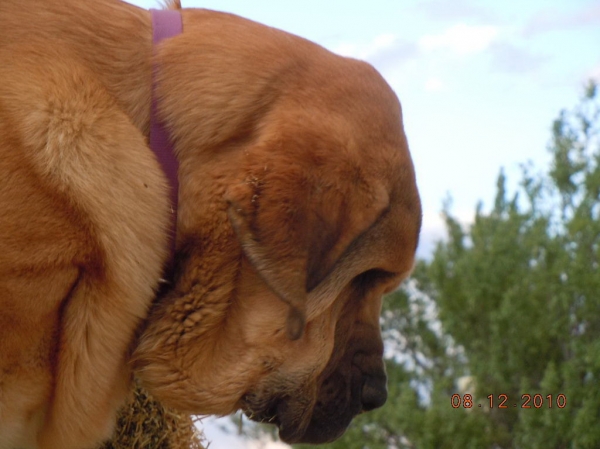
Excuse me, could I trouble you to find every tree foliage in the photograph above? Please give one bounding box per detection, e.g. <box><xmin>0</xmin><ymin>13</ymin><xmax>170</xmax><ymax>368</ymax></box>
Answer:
<box><xmin>293</xmin><ymin>82</ymin><xmax>600</xmax><ymax>449</ymax></box>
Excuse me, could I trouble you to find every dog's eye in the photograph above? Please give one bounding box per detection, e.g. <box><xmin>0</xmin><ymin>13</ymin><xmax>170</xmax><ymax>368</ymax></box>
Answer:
<box><xmin>352</xmin><ymin>269</ymin><xmax>395</xmax><ymax>290</ymax></box>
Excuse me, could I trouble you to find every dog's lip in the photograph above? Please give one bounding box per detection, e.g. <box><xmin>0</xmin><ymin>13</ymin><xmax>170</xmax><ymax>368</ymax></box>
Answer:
<box><xmin>242</xmin><ymin>404</ymin><xmax>280</xmax><ymax>426</ymax></box>
<box><xmin>241</xmin><ymin>395</ymin><xmax>307</xmax><ymax>443</ymax></box>
<box><xmin>241</xmin><ymin>394</ymin><xmax>281</xmax><ymax>425</ymax></box>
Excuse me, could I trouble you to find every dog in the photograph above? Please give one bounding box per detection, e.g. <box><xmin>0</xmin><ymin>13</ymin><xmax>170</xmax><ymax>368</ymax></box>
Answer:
<box><xmin>0</xmin><ymin>0</ymin><xmax>421</xmax><ymax>448</ymax></box>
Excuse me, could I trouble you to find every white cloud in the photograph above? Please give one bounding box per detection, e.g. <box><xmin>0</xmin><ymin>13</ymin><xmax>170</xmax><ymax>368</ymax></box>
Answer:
<box><xmin>488</xmin><ymin>42</ymin><xmax>547</xmax><ymax>74</ymax></box>
<box><xmin>331</xmin><ymin>34</ymin><xmax>417</xmax><ymax>71</ymax></box>
<box><xmin>419</xmin><ymin>24</ymin><xmax>499</xmax><ymax>56</ymax></box>
<box><xmin>371</xmin><ymin>33</ymin><xmax>397</xmax><ymax>49</ymax></box>
<box><xmin>247</xmin><ymin>440</ymin><xmax>290</xmax><ymax>449</ymax></box>
<box><xmin>424</xmin><ymin>77</ymin><xmax>444</xmax><ymax>92</ymax></box>
<box><xmin>199</xmin><ymin>416</ymin><xmax>291</xmax><ymax>449</ymax></box>
<box><xmin>414</xmin><ymin>0</ymin><xmax>496</xmax><ymax>23</ymax></box>
<box><xmin>333</xmin><ymin>42</ymin><xmax>360</xmax><ymax>58</ymax></box>
<box><xmin>524</xmin><ymin>4</ymin><xmax>600</xmax><ymax>36</ymax></box>
<box><xmin>199</xmin><ymin>417</ymin><xmax>248</xmax><ymax>449</ymax></box>
<box><xmin>416</xmin><ymin>212</ymin><xmax>445</xmax><ymax>259</ymax></box>
<box><xmin>417</xmin><ymin>208</ymin><xmax>477</xmax><ymax>259</ymax></box>
<box><xmin>589</xmin><ymin>64</ymin><xmax>600</xmax><ymax>83</ymax></box>
<box><xmin>333</xmin><ymin>34</ymin><xmax>396</xmax><ymax>60</ymax></box>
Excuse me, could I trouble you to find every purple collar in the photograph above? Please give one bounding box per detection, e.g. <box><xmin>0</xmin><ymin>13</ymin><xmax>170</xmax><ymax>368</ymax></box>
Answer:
<box><xmin>150</xmin><ymin>9</ymin><xmax>182</xmax><ymax>268</ymax></box>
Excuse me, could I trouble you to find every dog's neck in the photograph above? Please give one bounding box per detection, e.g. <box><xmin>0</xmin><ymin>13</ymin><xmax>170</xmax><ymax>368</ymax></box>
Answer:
<box><xmin>83</xmin><ymin>1</ymin><xmax>155</xmax><ymax>136</ymax></box>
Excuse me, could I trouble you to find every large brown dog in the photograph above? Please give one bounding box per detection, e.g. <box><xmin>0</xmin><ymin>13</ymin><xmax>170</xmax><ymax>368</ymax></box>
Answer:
<box><xmin>0</xmin><ymin>0</ymin><xmax>421</xmax><ymax>448</ymax></box>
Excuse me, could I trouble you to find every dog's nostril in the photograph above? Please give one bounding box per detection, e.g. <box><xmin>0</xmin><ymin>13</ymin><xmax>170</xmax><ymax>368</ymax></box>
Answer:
<box><xmin>361</xmin><ymin>375</ymin><xmax>387</xmax><ymax>411</ymax></box>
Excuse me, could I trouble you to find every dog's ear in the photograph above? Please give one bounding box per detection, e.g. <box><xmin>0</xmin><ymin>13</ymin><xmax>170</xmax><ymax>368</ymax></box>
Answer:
<box><xmin>226</xmin><ymin>177</ymin><xmax>389</xmax><ymax>340</ymax></box>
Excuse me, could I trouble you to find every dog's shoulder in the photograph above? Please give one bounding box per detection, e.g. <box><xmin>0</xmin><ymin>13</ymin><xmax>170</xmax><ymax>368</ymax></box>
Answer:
<box><xmin>0</xmin><ymin>38</ymin><xmax>170</xmax><ymax>448</ymax></box>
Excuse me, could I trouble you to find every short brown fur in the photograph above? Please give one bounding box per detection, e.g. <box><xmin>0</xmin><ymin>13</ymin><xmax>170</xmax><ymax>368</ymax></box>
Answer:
<box><xmin>0</xmin><ymin>1</ymin><xmax>421</xmax><ymax>448</ymax></box>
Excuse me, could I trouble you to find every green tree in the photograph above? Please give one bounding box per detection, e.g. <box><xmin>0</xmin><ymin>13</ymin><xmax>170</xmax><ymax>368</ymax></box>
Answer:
<box><xmin>294</xmin><ymin>81</ymin><xmax>600</xmax><ymax>449</ymax></box>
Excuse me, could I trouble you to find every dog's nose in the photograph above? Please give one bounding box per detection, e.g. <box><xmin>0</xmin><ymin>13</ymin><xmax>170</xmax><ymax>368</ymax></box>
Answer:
<box><xmin>361</xmin><ymin>374</ymin><xmax>388</xmax><ymax>411</ymax></box>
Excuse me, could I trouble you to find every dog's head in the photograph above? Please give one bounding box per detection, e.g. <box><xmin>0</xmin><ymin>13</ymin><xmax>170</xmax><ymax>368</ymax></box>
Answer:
<box><xmin>134</xmin><ymin>9</ymin><xmax>421</xmax><ymax>444</ymax></box>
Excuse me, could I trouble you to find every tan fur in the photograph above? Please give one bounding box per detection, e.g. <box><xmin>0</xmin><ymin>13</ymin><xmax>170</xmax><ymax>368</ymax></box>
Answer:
<box><xmin>0</xmin><ymin>1</ymin><xmax>421</xmax><ymax>448</ymax></box>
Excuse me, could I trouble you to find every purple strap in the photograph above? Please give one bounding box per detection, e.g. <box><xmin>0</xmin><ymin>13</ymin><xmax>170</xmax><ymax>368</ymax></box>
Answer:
<box><xmin>150</xmin><ymin>9</ymin><xmax>182</xmax><ymax>269</ymax></box>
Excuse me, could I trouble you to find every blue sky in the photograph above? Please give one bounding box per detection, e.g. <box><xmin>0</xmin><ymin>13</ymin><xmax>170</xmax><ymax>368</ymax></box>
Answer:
<box><xmin>125</xmin><ymin>0</ymin><xmax>600</xmax><ymax>446</ymax></box>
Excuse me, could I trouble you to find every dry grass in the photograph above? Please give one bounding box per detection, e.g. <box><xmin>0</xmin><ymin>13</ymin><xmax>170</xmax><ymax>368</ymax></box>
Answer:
<box><xmin>101</xmin><ymin>382</ymin><xmax>206</xmax><ymax>449</ymax></box>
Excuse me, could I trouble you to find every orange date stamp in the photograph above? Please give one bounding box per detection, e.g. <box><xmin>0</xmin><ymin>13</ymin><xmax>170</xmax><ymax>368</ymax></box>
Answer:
<box><xmin>451</xmin><ymin>393</ymin><xmax>567</xmax><ymax>409</ymax></box>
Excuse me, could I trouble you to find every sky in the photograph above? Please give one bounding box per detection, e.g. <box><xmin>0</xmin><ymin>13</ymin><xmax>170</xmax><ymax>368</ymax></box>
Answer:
<box><xmin>125</xmin><ymin>0</ymin><xmax>600</xmax><ymax>446</ymax></box>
